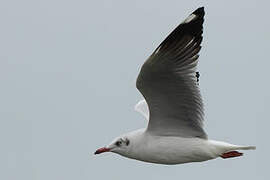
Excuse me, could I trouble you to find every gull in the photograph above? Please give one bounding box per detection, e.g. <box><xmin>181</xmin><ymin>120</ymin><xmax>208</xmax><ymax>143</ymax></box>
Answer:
<box><xmin>94</xmin><ymin>7</ymin><xmax>255</xmax><ymax>164</ymax></box>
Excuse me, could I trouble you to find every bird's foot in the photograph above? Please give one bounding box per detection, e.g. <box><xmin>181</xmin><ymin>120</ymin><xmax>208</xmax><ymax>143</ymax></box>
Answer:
<box><xmin>220</xmin><ymin>151</ymin><xmax>243</xmax><ymax>159</ymax></box>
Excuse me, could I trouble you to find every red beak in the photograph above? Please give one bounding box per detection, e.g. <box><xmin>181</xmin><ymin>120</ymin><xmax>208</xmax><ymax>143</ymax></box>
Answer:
<box><xmin>94</xmin><ymin>147</ymin><xmax>111</xmax><ymax>155</ymax></box>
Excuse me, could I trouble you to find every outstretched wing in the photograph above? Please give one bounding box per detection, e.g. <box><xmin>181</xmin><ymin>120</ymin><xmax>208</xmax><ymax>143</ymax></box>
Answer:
<box><xmin>136</xmin><ymin>7</ymin><xmax>207</xmax><ymax>139</ymax></box>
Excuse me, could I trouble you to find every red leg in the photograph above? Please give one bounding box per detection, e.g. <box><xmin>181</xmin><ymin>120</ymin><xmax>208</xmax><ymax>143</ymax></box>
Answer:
<box><xmin>220</xmin><ymin>151</ymin><xmax>243</xmax><ymax>159</ymax></box>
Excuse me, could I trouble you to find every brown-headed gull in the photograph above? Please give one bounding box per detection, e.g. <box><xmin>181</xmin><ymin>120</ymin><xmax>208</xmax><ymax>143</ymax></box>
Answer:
<box><xmin>95</xmin><ymin>7</ymin><xmax>255</xmax><ymax>164</ymax></box>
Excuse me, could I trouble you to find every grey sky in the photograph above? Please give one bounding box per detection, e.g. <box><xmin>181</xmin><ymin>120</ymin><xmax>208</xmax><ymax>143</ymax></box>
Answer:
<box><xmin>0</xmin><ymin>0</ymin><xmax>269</xmax><ymax>179</ymax></box>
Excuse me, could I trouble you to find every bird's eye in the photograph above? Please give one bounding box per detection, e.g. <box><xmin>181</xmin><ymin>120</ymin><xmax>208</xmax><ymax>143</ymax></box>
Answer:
<box><xmin>115</xmin><ymin>141</ymin><xmax>122</xmax><ymax>146</ymax></box>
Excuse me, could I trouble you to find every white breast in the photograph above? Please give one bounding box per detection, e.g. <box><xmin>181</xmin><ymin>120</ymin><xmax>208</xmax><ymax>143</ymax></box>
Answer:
<box><xmin>126</xmin><ymin>131</ymin><xmax>220</xmax><ymax>165</ymax></box>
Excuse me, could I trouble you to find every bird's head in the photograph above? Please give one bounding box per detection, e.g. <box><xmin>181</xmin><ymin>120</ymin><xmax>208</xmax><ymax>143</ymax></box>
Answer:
<box><xmin>94</xmin><ymin>136</ymin><xmax>130</xmax><ymax>155</ymax></box>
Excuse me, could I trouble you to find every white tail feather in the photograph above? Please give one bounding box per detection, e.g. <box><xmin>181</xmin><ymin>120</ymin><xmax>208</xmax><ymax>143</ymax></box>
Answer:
<box><xmin>234</xmin><ymin>146</ymin><xmax>256</xmax><ymax>150</ymax></box>
<box><xmin>209</xmin><ymin>140</ymin><xmax>256</xmax><ymax>154</ymax></box>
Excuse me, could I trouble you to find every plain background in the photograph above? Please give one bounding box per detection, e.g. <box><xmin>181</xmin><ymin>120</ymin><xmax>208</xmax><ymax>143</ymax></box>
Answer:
<box><xmin>1</xmin><ymin>0</ymin><xmax>269</xmax><ymax>179</ymax></box>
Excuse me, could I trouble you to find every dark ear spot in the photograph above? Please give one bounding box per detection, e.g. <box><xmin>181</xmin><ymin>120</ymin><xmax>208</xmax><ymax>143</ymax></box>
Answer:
<box><xmin>126</xmin><ymin>139</ymin><xmax>130</xmax><ymax>146</ymax></box>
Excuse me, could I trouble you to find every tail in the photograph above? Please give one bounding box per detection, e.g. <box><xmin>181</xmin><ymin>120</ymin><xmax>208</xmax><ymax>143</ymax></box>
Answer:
<box><xmin>209</xmin><ymin>140</ymin><xmax>256</xmax><ymax>159</ymax></box>
<box><xmin>234</xmin><ymin>146</ymin><xmax>256</xmax><ymax>150</ymax></box>
<box><xmin>221</xmin><ymin>145</ymin><xmax>256</xmax><ymax>159</ymax></box>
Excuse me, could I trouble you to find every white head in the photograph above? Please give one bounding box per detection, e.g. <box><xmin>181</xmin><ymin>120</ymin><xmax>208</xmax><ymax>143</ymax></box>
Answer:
<box><xmin>94</xmin><ymin>135</ymin><xmax>131</xmax><ymax>156</ymax></box>
<box><xmin>95</xmin><ymin>129</ymin><xmax>145</xmax><ymax>158</ymax></box>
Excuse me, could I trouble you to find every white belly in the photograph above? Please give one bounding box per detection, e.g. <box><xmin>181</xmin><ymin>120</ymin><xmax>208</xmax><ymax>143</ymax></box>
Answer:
<box><xmin>127</xmin><ymin>136</ymin><xmax>220</xmax><ymax>165</ymax></box>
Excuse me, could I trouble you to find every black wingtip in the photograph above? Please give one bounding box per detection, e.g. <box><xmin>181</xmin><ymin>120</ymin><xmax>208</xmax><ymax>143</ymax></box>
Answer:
<box><xmin>193</xmin><ymin>7</ymin><xmax>205</xmax><ymax>16</ymax></box>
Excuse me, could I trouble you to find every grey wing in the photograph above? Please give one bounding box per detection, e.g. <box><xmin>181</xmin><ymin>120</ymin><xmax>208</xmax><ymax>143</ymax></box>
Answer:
<box><xmin>136</xmin><ymin>7</ymin><xmax>207</xmax><ymax>139</ymax></box>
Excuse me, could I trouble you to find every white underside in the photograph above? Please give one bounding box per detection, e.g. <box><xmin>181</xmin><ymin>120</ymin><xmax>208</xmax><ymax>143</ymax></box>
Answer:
<box><xmin>116</xmin><ymin>129</ymin><xmax>255</xmax><ymax>165</ymax></box>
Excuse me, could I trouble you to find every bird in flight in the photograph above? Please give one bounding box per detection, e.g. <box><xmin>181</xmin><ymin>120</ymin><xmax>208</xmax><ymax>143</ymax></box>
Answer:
<box><xmin>95</xmin><ymin>7</ymin><xmax>255</xmax><ymax>165</ymax></box>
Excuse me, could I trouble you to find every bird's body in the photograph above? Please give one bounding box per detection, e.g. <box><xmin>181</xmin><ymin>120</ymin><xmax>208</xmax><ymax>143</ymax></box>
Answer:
<box><xmin>113</xmin><ymin>129</ymin><xmax>255</xmax><ymax>164</ymax></box>
<box><xmin>95</xmin><ymin>7</ymin><xmax>255</xmax><ymax>165</ymax></box>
